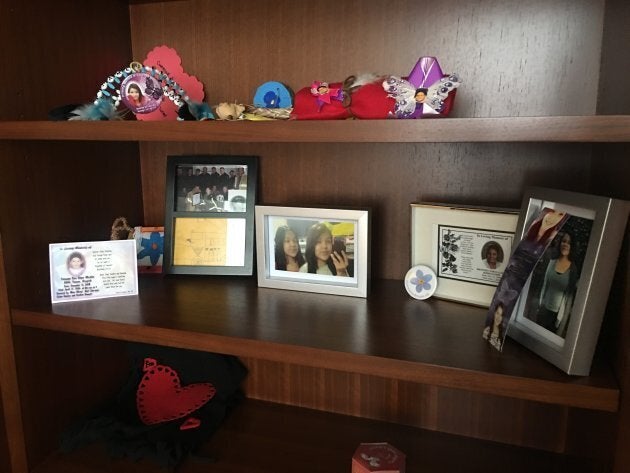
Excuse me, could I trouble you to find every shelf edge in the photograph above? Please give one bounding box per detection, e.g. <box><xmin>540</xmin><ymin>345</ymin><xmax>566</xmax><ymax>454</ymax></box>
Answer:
<box><xmin>11</xmin><ymin>308</ymin><xmax>619</xmax><ymax>412</ymax></box>
<box><xmin>1</xmin><ymin>116</ymin><xmax>630</xmax><ymax>143</ymax></box>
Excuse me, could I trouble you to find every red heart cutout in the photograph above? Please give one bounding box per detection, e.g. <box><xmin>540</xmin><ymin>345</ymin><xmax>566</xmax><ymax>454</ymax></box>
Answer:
<box><xmin>136</xmin><ymin>360</ymin><xmax>216</xmax><ymax>425</ymax></box>
<box><xmin>180</xmin><ymin>417</ymin><xmax>201</xmax><ymax>431</ymax></box>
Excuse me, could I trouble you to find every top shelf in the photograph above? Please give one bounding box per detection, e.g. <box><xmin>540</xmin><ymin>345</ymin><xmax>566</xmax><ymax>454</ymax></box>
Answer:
<box><xmin>1</xmin><ymin>116</ymin><xmax>630</xmax><ymax>143</ymax></box>
<box><xmin>11</xmin><ymin>277</ymin><xmax>619</xmax><ymax>412</ymax></box>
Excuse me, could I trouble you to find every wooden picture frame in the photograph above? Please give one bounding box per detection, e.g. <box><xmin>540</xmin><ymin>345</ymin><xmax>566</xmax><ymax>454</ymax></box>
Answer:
<box><xmin>508</xmin><ymin>187</ymin><xmax>629</xmax><ymax>375</ymax></box>
<box><xmin>163</xmin><ymin>155</ymin><xmax>258</xmax><ymax>275</ymax></box>
<box><xmin>411</xmin><ymin>202</ymin><xmax>519</xmax><ymax>307</ymax></box>
<box><xmin>255</xmin><ymin>205</ymin><xmax>370</xmax><ymax>297</ymax></box>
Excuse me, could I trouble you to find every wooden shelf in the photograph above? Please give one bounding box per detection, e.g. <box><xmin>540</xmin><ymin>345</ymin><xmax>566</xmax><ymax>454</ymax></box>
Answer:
<box><xmin>31</xmin><ymin>399</ymin><xmax>606</xmax><ymax>473</ymax></box>
<box><xmin>1</xmin><ymin>116</ymin><xmax>630</xmax><ymax>143</ymax></box>
<box><xmin>11</xmin><ymin>278</ymin><xmax>619</xmax><ymax>412</ymax></box>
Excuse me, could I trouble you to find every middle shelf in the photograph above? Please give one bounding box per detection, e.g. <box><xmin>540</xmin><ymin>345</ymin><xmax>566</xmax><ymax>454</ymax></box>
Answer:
<box><xmin>11</xmin><ymin>277</ymin><xmax>619</xmax><ymax>411</ymax></box>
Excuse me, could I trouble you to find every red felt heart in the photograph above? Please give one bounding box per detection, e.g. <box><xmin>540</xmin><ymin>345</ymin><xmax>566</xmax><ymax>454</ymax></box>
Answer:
<box><xmin>136</xmin><ymin>360</ymin><xmax>216</xmax><ymax>425</ymax></box>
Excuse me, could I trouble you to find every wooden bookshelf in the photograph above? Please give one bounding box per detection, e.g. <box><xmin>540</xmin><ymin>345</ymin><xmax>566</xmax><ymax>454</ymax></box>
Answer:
<box><xmin>1</xmin><ymin>0</ymin><xmax>629</xmax><ymax>472</ymax></box>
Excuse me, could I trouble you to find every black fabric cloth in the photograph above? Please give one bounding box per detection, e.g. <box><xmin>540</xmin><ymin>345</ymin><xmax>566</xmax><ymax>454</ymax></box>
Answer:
<box><xmin>60</xmin><ymin>343</ymin><xmax>247</xmax><ymax>470</ymax></box>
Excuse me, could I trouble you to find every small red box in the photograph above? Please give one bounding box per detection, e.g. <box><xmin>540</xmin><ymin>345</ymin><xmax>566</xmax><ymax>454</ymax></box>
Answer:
<box><xmin>351</xmin><ymin>443</ymin><xmax>406</xmax><ymax>473</ymax></box>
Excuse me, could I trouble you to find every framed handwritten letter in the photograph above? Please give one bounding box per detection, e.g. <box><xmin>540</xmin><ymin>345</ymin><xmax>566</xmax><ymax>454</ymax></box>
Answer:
<box><xmin>49</xmin><ymin>240</ymin><xmax>138</xmax><ymax>303</ymax></box>
<box><xmin>163</xmin><ymin>155</ymin><xmax>258</xmax><ymax>275</ymax></box>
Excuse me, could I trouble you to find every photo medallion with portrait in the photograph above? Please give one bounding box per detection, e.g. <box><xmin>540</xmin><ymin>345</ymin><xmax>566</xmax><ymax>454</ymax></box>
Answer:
<box><xmin>120</xmin><ymin>72</ymin><xmax>163</xmax><ymax>114</ymax></box>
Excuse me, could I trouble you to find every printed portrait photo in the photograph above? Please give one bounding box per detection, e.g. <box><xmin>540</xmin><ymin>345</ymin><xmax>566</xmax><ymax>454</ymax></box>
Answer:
<box><xmin>268</xmin><ymin>216</ymin><xmax>356</xmax><ymax>283</ymax></box>
<box><xmin>521</xmin><ymin>215</ymin><xmax>593</xmax><ymax>339</ymax></box>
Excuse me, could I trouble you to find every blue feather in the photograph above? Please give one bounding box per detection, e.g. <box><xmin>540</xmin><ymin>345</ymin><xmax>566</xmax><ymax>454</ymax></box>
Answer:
<box><xmin>188</xmin><ymin>101</ymin><xmax>214</xmax><ymax>120</ymax></box>
<box><xmin>68</xmin><ymin>100</ymin><xmax>121</xmax><ymax>121</ymax></box>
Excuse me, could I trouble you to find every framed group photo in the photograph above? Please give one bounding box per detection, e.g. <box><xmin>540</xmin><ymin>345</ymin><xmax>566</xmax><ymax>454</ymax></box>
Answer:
<box><xmin>163</xmin><ymin>155</ymin><xmax>258</xmax><ymax>275</ymax></box>
<box><xmin>255</xmin><ymin>206</ymin><xmax>370</xmax><ymax>297</ymax></box>
<box><xmin>411</xmin><ymin>202</ymin><xmax>519</xmax><ymax>307</ymax></box>
<box><xmin>509</xmin><ymin>187</ymin><xmax>629</xmax><ymax>375</ymax></box>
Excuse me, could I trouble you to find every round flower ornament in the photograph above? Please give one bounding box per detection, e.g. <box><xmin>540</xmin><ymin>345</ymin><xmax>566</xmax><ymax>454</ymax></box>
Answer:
<box><xmin>404</xmin><ymin>265</ymin><xmax>438</xmax><ymax>300</ymax></box>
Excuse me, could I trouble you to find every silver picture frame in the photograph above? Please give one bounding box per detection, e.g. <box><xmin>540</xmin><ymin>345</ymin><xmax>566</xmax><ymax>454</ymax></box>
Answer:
<box><xmin>509</xmin><ymin>187</ymin><xmax>629</xmax><ymax>375</ymax></box>
<box><xmin>255</xmin><ymin>206</ymin><xmax>370</xmax><ymax>298</ymax></box>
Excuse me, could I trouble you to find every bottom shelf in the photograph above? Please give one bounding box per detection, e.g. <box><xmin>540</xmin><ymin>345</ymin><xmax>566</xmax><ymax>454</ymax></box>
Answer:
<box><xmin>32</xmin><ymin>399</ymin><xmax>606</xmax><ymax>473</ymax></box>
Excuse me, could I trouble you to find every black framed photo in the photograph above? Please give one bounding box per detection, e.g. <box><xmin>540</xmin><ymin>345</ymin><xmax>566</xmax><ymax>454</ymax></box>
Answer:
<box><xmin>163</xmin><ymin>155</ymin><xmax>258</xmax><ymax>275</ymax></box>
<box><xmin>508</xmin><ymin>187</ymin><xmax>629</xmax><ymax>375</ymax></box>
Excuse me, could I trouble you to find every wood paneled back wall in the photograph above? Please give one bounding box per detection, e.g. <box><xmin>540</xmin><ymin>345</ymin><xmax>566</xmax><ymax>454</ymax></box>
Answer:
<box><xmin>0</xmin><ymin>0</ymin><xmax>142</xmax><ymax>305</ymax></box>
<box><xmin>131</xmin><ymin>0</ymin><xmax>607</xmax><ymax>280</ymax></box>
<box><xmin>0</xmin><ymin>0</ymin><xmax>133</xmax><ymax>120</ymax></box>
<box><xmin>139</xmin><ymin>141</ymin><xmax>593</xmax><ymax>280</ymax></box>
<box><xmin>130</xmin><ymin>0</ymin><xmax>604</xmax><ymax>118</ymax></box>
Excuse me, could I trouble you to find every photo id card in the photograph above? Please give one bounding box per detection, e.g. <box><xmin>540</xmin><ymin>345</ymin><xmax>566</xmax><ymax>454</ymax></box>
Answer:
<box><xmin>49</xmin><ymin>240</ymin><xmax>139</xmax><ymax>303</ymax></box>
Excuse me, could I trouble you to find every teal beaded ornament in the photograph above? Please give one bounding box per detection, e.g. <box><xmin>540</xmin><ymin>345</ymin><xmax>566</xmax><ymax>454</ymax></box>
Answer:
<box><xmin>70</xmin><ymin>62</ymin><xmax>213</xmax><ymax>121</ymax></box>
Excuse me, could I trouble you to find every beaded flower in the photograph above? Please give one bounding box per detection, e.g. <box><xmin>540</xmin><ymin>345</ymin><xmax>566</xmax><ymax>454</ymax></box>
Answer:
<box><xmin>138</xmin><ymin>231</ymin><xmax>164</xmax><ymax>266</ymax></box>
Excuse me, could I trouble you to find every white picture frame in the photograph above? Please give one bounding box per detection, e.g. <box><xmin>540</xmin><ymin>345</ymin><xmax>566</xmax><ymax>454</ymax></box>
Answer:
<box><xmin>255</xmin><ymin>206</ymin><xmax>370</xmax><ymax>298</ymax></box>
<box><xmin>411</xmin><ymin>202</ymin><xmax>519</xmax><ymax>307</ymax></box>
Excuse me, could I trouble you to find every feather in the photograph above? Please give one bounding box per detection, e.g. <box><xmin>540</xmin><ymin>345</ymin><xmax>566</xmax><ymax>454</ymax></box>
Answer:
<box><xmin>177</xmin><ymin>102</ymin><xmax>215</xmax><ymax>121</ymax></box>
<box><xmin>187</xmin><ymin>102</ymin><xmax>214</xmax><ymax>121</ymax></box>
<box><xmin>344</xmin><ymin>72</ymin><xmax>384</xmax><ymax>91</ymax></box>
<box><xmin>68</xmin><ymin>100</ymin><xmax>122</xmax><ymax>121</ymax></box>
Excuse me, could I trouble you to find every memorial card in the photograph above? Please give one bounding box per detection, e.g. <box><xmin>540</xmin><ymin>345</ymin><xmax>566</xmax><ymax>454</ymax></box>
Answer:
<box><xmin>49</xmin><ymin>240</ymin><xmax>139</xmax><ymax>303</ymax></box>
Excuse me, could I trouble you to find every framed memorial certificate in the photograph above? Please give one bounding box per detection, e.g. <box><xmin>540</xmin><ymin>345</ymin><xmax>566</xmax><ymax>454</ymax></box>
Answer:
<box><xmin>411</xmin><ymin>202</ymin><xmax>519</xmax><ymax>307</ymax></box>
